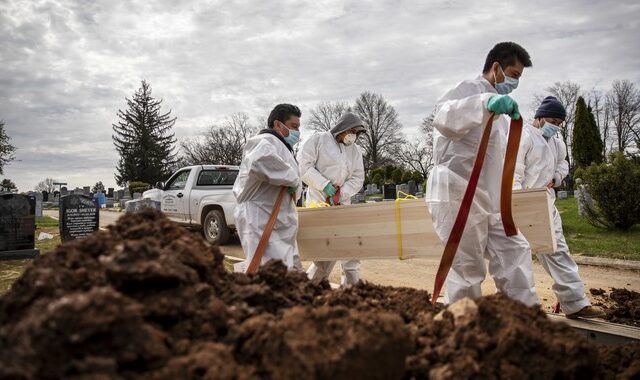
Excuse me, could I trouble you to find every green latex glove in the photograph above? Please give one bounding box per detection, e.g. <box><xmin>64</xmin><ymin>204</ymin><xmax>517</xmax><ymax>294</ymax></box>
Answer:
<box><xmin>322</xmin><ymin>183</ymin><xmax>337</xmax><ymax>197</ymax></box>
<box><xmin>287</xmin><ymin>186</ymin><xmax>298</xmax><ymax>195</ymax></box>
<box><xmin>487</xmin><ymin>95</ymin><xmax>521</xmax><ymax>120</ymax></box>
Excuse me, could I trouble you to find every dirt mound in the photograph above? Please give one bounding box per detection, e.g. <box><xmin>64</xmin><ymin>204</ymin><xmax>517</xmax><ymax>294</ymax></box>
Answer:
<box><xmin>0</xmin><ymin>209</ymin><xmax>638</xmax><ymax>379</ymax></box>
<box><xmin>590</xmin><ymin>288</ymin><xmax>640</xmax><ymax>327</ymax></box>
<box><xmin>406</xmin><ymin>294</ymin><xmax>598</xmax><ymax>379</ymax></box>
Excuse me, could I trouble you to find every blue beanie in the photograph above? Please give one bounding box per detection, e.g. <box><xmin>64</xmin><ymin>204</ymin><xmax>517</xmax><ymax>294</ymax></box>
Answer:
<box><xmin>535</xmin><ymin>96</ymin><xmax>566</xmax><ymax>120</ymax></box>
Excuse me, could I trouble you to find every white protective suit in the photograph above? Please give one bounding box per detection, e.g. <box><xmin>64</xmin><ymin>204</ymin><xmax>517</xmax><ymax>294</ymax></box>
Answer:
<box><xmin>233</xmin><ymin>130</ymin><xmax>302</xmax><ymax>270</ymax></box>
<box><xmin>514</xmin><ymin>124</ymin><xmax>590</xmax><ymax>314</ymax></box>
<box><xmin>426</xmin><ymin>75</ymin><xmax>539</xmax><ymax>306</ymax></box>
<box><xmin>297</xmin><ymin>114</ymin><xmax>365</xmax><ymax>285</ymax></box>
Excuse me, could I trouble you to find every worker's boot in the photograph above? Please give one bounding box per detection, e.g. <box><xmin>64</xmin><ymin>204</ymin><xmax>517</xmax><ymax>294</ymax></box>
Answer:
<box><xmin>565</xmin><ymin>305</ymin><xmax>606</xmax><ymax>319</ymax></box>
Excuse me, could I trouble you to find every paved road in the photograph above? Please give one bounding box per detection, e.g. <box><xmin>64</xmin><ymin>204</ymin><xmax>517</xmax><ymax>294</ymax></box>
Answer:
<box><xmin>43</xmin><ymin>209</ymin><xmax>639</xmax><ymax>312</ymax></box>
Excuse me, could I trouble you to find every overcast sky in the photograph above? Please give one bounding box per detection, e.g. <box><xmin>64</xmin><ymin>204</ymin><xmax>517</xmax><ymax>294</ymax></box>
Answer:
<box><xmin>1</xmin><ymin>0</ymin><xmax>639</xmax><ymax>192</ymax></box>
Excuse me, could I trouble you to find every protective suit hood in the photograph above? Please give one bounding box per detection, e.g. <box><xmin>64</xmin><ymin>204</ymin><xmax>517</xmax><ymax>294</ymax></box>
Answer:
<box><xmin>330</xmin><ymin>112</ymin><xmax>366</xmax><ymax>137</ymax></box>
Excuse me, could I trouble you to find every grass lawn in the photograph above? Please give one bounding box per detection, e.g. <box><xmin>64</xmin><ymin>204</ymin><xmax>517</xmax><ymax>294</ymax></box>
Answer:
<box><xmin>557</xmin><ymin>197</ymin><xmax>640</xmax><ymax>261</ymax></box>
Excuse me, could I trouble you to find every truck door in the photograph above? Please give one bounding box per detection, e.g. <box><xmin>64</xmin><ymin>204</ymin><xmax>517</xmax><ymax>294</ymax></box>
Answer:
<box><xmin>161</xmin><ymin>169</ymin><xmax>191</xmax><ymax>223</ymax></box>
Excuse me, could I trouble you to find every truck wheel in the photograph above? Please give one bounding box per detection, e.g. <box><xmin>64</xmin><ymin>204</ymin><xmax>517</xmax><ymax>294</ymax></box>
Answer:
<box><xmin>203</xmin><ymin>209</ymin><xmax>230</xmax><ymax>245</ymax></box>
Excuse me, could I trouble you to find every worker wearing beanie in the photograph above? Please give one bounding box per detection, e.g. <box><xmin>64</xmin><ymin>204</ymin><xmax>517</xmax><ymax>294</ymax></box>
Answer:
<box><xmin>514</xmin><ymin>96</ymin><xmax>605</xmax><ymax>319</ymax></box>
<box><xmin>297</xmin><ymin>112</ymin><xmax>366</xmax><ymax>285</ymax></box>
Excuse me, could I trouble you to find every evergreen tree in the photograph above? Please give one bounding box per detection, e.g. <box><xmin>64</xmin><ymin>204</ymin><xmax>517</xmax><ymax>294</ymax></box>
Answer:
<box><xmin>572</xmin><ymin>96</ymin><xmax>603</xmax><ymax>168</ymax></box>
<box><xmin>112</xmin><ymin>80</ymin><xmax>178</xmax><ymax>187</ymax></box>
<box><xmin>1</xmin><ymin>178</ymin><xmax>17</xmax><ymax>192</ymax></box>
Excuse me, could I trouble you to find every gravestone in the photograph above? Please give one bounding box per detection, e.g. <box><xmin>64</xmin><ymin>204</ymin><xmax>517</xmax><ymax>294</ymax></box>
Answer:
<box><xmin>59</xmin><ymin>194</ymin><xmax>99</xmax><ymax>242</ymax></box>
<box><xmin>133</xmin><ymin>192</ymin><xmax>142</xmax><ymax>200</ymax></box>
<box><xmin>61</xmin><ymin>187</ymin><xmax>68</xmax><ymax>196</ymax></box>
<box><xmin>407</xmin><ymin>180</ymin><xmax>417</xmax><ymax>196</ymax></box>
<box><xmin>42</xmin><ymin>191</ymin><xmax>49</xmax><ymax>202</ymax></box>
<box><xmin>396</xmin><ymin>183</ymin><xmax>409</xmax><ymax>196</ymax></box>
<box><xmin>83</xmin><ymin>186</ymin><xmax>91</xmax><ymax>195</ymax></box>
<box><xmin>557</xmin><ymin>191</ymin><xmax>568</xmax><ymax>200</ymax></box>
<box><xmin>107</xmin><ymin>188</ymin><xmax>114</xmax><ymax>198</ymax></box>
<box><xmin>383</xmin><ymin>184</ymin><xmax>397</xmax><ymax>200</ymax></box>
<box><xmin>0</xmin><ymin>194</ymin><xmax>40</xmax><ymax>260</ymax></box>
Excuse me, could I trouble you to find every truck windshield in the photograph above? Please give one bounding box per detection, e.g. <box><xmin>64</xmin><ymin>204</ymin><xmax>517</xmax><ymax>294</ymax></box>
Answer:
<box><xmin>196</xmin><ymin>170</ymin><xmax>238</xmax><ymax>186</ymax></box>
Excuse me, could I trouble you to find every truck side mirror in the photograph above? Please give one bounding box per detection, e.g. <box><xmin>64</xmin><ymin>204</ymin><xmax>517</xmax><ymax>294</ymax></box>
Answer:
<box><xmin>156</xmin><ymin>181</ymin><xmax>164</xmax><ymax>190</ymax></box>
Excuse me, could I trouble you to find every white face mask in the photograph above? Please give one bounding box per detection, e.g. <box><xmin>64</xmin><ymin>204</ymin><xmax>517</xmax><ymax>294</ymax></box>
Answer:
<box><xmin>342</xmin><ymin>133</ymin><xmax>357</xmax><ymax>145</ymax></box>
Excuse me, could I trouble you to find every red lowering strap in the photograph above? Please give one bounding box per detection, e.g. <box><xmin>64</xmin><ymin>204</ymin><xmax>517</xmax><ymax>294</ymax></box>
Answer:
<box><xmin>500</xmin><ymin>117</ymin><xmax>523</xmax><ymax>236</ymax></box>
<box><xmin>246</xmin><ymin>186</ymin><xmax>287</xmax><ymax>274</ymax></box>
<box><xmin>430</xmin><ymin>114</ymin><xmax>522</xmax><ymax>304</ymax></box>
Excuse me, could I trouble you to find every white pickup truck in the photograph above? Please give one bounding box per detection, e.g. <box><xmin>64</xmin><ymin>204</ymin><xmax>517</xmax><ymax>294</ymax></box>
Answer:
<box><xmin>142</xmin><ymin>165</ymin><xmax>239</xmax><ymax>245</ymax></box>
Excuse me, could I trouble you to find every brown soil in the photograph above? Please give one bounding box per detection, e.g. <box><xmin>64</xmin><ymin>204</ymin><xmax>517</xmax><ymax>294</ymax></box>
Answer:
<box><xmin>0</xmin><ymin>209</ymin><xmax>638</xmax><ymax>379</ymax></box>
<box><xmin>590</xmin><ymin>288</ymin><xmax>640</xmax><ymax>327</ymax></box>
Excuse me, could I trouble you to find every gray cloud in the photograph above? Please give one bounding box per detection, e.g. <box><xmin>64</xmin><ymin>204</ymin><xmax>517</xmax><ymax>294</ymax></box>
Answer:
<box><xmin>1</xmin><ymin>0</ymin><xmax>639</xmax><ymax>191</ymax></box>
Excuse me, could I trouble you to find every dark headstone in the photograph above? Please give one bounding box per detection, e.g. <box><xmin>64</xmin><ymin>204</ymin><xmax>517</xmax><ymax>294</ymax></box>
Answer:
<box><xmin>59</xmin><ymin>194</ymin><xmax>99</xmax><ymax>242</ymax></box>
<box><xmin>383</xmin><ymin>184</ymin><xmax>397</xmax><ymax>200</ymax></box>
<box><xmin>42</xmin><ymin>191</ymin><xmax>49</xmax><ymax>202</ymax></box>
<box><xmin>107</xmin><ymin>187</ymin><xmax>114</xmax><ymax>198</ymax></box>
<box><xmin>83</xmin><ymin>186</ymin><xmax>91</xmax><ymax>195</ymax></box>
<box><xmin>0</xmin><ymin>194</ymin><xmax>40</xmax><ymax>260</ymax></box>
<box><xmin>407</xmin><ymin>180</ymin><xmax>417</xmax><ymax>196</ymax></box>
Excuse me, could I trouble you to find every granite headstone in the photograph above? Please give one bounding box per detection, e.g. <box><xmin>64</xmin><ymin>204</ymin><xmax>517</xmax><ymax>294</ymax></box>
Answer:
<box><xmin>59</xmin><ymin>194</ymin><xmax>99</xmax><ymax>242</ymax></box>
<box><xmin>0</xmin><ymin>194</ymin><xmax>39</xmax><ymax>260</ymax></box>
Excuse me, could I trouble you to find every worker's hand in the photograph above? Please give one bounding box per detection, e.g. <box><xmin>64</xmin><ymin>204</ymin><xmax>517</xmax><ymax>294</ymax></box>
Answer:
<box><xmin>322</xmin><ymin>183</ymin><xmax>337</xmax><ymax>197</ymax></box>
<box><xmin>546</xmin><ymin>181</ymin><xmax>554</xmax><ymax>189</ymax></box>
<box><xmin>287</xmin><ymin>186</ymin><xmax>298</xmax><ymax>195</ymax></box>
<box><xmin>487</xmin><ymin>95</ymin><xmax>520</xmax><ymax>120</ymax></box>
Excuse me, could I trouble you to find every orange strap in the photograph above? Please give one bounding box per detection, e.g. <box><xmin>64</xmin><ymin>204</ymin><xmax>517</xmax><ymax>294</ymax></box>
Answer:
<box><xmin>430</xmin><ymin>115</ymin><xmax>523</xmax><ymax>304</ymax></box>
<box><xmin>246</xmin><ymin>186</ymin><xmax>287</xmax><ymax>274</ymax></box>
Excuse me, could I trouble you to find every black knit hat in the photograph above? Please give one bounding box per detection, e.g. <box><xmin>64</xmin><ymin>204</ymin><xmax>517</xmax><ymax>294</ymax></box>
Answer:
<box><xmin>535</xmin><ymin>96</ymin><xmax>566</xmax><ymax>120</ymax></box>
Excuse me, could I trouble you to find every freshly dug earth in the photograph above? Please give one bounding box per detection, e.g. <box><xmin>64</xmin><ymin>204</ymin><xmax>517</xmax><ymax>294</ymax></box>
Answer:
<box><xmin>0</xmin><ymin>210</ymin><xmax>637</xmax><ymax>379</ymax></box>
<box><xmin>590</xmin><ymin>288</ymin><xmax>640</xmax><ymax>327</ymax></box>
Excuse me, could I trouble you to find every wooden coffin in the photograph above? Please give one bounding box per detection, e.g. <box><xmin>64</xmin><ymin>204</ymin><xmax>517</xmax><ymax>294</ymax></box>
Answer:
<box><xmin>297</xmin><ymin>187</ymin><xmax>556</xmax><ymax>261</ymax></box>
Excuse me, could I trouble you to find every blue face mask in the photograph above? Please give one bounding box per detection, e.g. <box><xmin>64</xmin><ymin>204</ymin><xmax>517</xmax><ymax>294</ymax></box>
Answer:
<box><xmin>541</xmin><ymin>121</ymin><xmax>559</xmax><ymax>139</ymax></box>
<box><xmin>495</xmin><ymin>66</ymin><xmax>519</xmax><ymax>94</ymax></box>
<box><xmin>278</xmin><ymin>121</ymin><xmax>300</xmax><ymax>146</ymax></box>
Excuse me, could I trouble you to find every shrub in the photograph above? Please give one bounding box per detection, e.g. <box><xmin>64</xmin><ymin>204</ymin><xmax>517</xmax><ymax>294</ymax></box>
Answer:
<box><xmin>578</xmin><ymin>153</ymin><xmax>640</xmax><ymax>230</ymax></box>
<box><xmin>128</xmin><ymin>181</ymin><xmax>151</xmax><ymax>197</ymax></box>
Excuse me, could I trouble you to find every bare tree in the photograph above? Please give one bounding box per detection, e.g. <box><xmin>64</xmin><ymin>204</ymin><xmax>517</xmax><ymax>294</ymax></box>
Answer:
<box><xmin>395</xmin><ymin>114</ymin><xmax>434</xmax><ymax>180</ymax></box>
<box><xmin>180</xmin><ymin>112</ymin><xmax>258</xmax><ymax>166</ymax></box>
<box><xmin>307</xmin><ymin>101</ymin><xmax>352</xmax><ymax>132</ymax></box>
<box><xmin>606</xmin><ymin>80</ymin><xmax>640</xmax><ymax>153</ymax></box>
<box><xmin>0</xmin><ymin>120</ymin><xmax>17</xmax><ymax>175</ymax></box>
<box><xmin>354</xmin><ymin>92</ymin><xmax>405</xmax><ymax>171</ymax></box>
<box><xmin>533</xmin><ymin>81</ymin><xmax>581</xmax><ymax>170</ymax></box>
<box><xmin>34</xmin><ymin>178</ymin><xmax>56</xmax><ymax>193</ymax></box>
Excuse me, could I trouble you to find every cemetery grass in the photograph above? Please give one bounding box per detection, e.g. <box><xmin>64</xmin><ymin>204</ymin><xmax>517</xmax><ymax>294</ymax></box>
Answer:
<box><xmin>557</xmin><ymin>197</ymin><xmax>640</xmax><ymax>261</ymax></box>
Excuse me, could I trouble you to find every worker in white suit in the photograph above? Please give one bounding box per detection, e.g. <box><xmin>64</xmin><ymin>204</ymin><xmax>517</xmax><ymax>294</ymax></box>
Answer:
<box><xmin>514</xmin><ymin>96</ymin><xmax>605</xmax><ymax>318</ymax></box>
<box><xmin>233</xmin><ymin>104</ymin><xmax>303</xmax><ymax>271</ymax></box>
<box><xmin>426</xmin><ymin>42</ymin><xmax>539</xmax><ymax>306</ymax></box>
<box><xmin>297</xmin><ymin>112</ymin><xmax>366</xmax><ymax>285</ymax></box>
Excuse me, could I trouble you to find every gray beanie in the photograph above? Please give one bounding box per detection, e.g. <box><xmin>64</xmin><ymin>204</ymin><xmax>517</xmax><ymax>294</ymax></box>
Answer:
<box><xmin>330</xmin><ymin>112</ymin><xmax>366</xmax><ymax>137</ymax></box>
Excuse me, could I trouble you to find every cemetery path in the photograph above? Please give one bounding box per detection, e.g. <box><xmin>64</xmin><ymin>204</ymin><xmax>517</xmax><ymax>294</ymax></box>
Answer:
<box><xmin>42</xmin><ymin>210</ymin><xmax>640</xmax><ymax>312</ymax></box>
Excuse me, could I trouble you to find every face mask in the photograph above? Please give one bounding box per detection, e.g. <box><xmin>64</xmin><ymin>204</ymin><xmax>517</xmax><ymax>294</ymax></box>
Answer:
<box><xmin>342</xmin><ymin>133</ymin><xmax>357</xmax><ymax>145</ymax></box>
<box><xmin>283</xmin><ymin>129</ymin><xmax>300</xmax><ymax>146</ymax></box>
<box><xmin>494</xmin><ymin>66</ymin><xmax>519</xmax><ymax>94</ymax></box>
<box><xmin>541</xmin><ymin>121</ymin><xmax>559</xmax><ymax>139</ymax></box>
<box><xmin>278</xmin><ymin>121</ymin><xmax>300</xmax><ymax>146</ymax></box>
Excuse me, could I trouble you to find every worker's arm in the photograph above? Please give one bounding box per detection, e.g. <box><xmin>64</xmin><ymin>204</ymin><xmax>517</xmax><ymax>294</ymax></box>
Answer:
<box><xmin>246</xmin><ymin>139</ymin><xmax>299</xmax><ymax>187</ymax></box>
<box><xmin>432</xmin><ymin>92</ymin><xmax>495</xmax><ymax>141</ymax></box>
<box><xmin>553</xmin><ymin>138</ymin><xmax>569</xmax><ymax>187</ymax></box>
<box><xmin>340</xmin><ymin>147</ymin><xmax>365</xmax><ymax>199</ymax></box>
<box><xmin>297</xmin><ymin>134</ymin><xmax>331</xmax><ymax>191</ymax></box>
<box><xmin>513</xmin><ymin>133</ymin><xmax>533</xmax><ymax>190</ymax></box>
